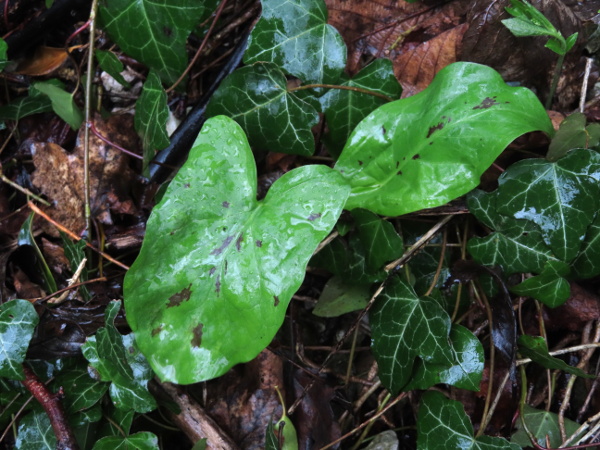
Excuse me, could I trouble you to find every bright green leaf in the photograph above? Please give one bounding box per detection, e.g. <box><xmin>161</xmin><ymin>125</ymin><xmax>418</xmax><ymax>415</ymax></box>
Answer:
<box><xmin>244</xmin><ymin>0</ymin><xmax>346</xmax><ymax>86</ymax></box>
<box><xmin>370</xmin><ymin>277</ymin><xmax>452</xmax><ymax>394</ymax></box>
<box><xmin>352</xmin><ymin>208</ymin><xmax>404</xmax><ymax>272</ymax></box>
<box><xmin>92</xmin><ymin>432</ymin><xmax>159</xmax><ymax>450</ymax></box>
<box><xmin>404</xmin><ymin>325</ymin><xmax>484</xmax><ymax>391</ymax></box>
<box><xmin>99</xmin><ymin>0</ymin><xmax>216</xmax><ymax>85</ymax></box>
<box><xmin>134</xmin><ymin>70</ymin><xmax>169</xmax><ymax>173</ymax></box>
<box><xmin>32</xmin><ymin>81</ymin><xmax>83</xmax><ymax>129</ymax></box>
<box><xmin>511</xmin><ymin>405</ymin><xmax>582</xmax><ymax>448</ymax></box>
<box><xmin>417</xmin><ymin>391</ymin><xmax>521</xmax><ymax>450</ymax></box>
<box><xmin>518</xmin><ymin>335</ymin><xmax>595</xmax><ymax>378</ymax></box>
<box><xmin>496</xmin><ymin>149</ymin><xmax>600</xmax><ymax>262</ymax></box>
<box><xmin>335</xmin><ymin>62</ymin><xmax>553</xmax><ymax>216</ymax></box>
<box><xmin>510</xmin><ymin>260</ymin><xmax>570</xmax><ymax>307</ymax></box>
<box><xmin>0</xmin><ymin>38</ymin><xmax>8</xmax><ymax>71</ymax></box>
<box><xmin>313</xmin><ymin>275</ymin><xmax>370</xmax><ymax>317</ymax></box>
<box><xmin>565</xmin><ymin>32</ymin><xmax>578</xmax><ymax>53</ymax></box>
<box><xmin>96</xmin><ymin>49</ymin><xmax>130</xmax><ymax>87</ymax></box>
<box><xmin>206</xmin><ymin>63</ymin><xmax>319</xmax><ymax>155</ymax></box>
<box><xmin>15</xmin><ymin>408</ymin><xmax>55</xmax><ymax>450</ymax></box>
<box><xmin>320</xmin><ymin>59</ymin><xmax>401</xmax><ymax>158</ymax></box>
<box><xmin>81</xmin><ymin>300</ymin><xmax>157</xmax><ymax>412</ymax></box>
<box><xmin>124</xmin><ymin>116</ymin><xmax>350</xmax><ymax>384</ymax></box>
<box><xmin>0</xmin><ymin>300</ymin><xmax>39</xmax><ymax>380</ymax></box>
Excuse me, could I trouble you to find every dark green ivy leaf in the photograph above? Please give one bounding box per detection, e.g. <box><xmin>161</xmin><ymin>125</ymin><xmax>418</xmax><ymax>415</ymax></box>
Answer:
<box><xmin>511</xmin><ymin>405</ymin><xmax>583</xmax><ymax>448</ymax></box>
<box><xmin>518</xmin><ymin>335</ymin><xmax>595</xmax><ymax>378</ymax></box>
<box><xmin>244</xmin><ymin>0</ymin><xmax>346</xmax><ymax>86</ymax></box>
<box><xmin>418</xmin><ymin>391</ymin><xmax>521</xmax><ymax>450</ymax></box>
<box><xmin>320</xmin><ymin>59</ymin><xmax>402</xmax><ymax>158</ymax></box>
<box><xmin>206</xmin><ymin>63</ymin><xmax>319</xmax><ymax>155</ymax></box>
<box><xmin>0</xmin><ymin>300</ymin><xmax>39</xmax><ymax>380</ymax></box>
<box><xmin>134</xmin><ymin>70</ymin><xmax>170</xmax><ymax>174</ymax></box>
<box><xmin>370</xmin><ymin>277</ymin><xmax>452</xmax><ymax>394</ymax></box>
<box><xmin>404</xmin><ymin>324</ymin><xmax>484</xmax><ymax>391</ymax></box>
<box><xmin>92</xmin><ymin>431</ymin><xmax>159</xmax><ymax>450</ymax></box>
<box><xmin>99</xmin><ymin>0</ymin><xmax>216</xmax><ymax>85</ymax></box>
<box><xmin>510</xmin><ymin>260</ymin><xmax>570</xmax><ymax>307</ymax></box>
<box><xmin>15</xmin><ymin>408</ymin><xmax>55</xmax><ymax>450</ymax></box>
<box><xmin>95</xmin><ymin>50</ymin><xmax>130</xmax><ymax>87</ymax></box>
<box><xmin>496</xmin><ymin>149</ymin><xmax>600</xmax><ymax>262</ymax></box>
<box><xmin>81</xmin><ymin>300</ymin><xmax>157</xmax><ymax>413</ymax></box>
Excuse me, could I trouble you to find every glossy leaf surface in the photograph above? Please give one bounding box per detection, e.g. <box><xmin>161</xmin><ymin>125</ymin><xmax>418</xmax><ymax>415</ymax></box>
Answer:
<box><xmin>572</xmin><ymin>213</ymin><xmax>600</xmax><ymax>278</ymax></box>
<box><xmin>206</xmin><ymin>63</ymin><xmax>319</xmax><ymax>155</ymax></box>
<box><xmin>244</xmin><ymin>0</ymin><xmax>346</xmax><ymax>86</ymax></box>
<box><xmin>0</xmin><ymin>299</ymin><xmax>39</xmax><ymax>380</ymax></box>
<box><xmin>124</xmin><ymin>116</ymin><xmax>350</xmax><ymax>384</ymax></box>
<box><xmin>54</xmin><ymin>360</ymin><xmax>108</xmax><ymax>413</ymax></box>
<box><xmin>320</xmin><ymin>59</ymin><xmax>401</xmax><ymax>158</ymax></box>
<box><xmin>510</xmin><ymin>260</ymin><xmax>570</xmax><ymax>307</ymax></box>
<box><xmin>496</xmin><ymin>149</ymin><xmax>600</xmax><ymax>262</ymax></box>
<box><xmin>99</xmin><ymin>0</ymin><xmax>215</xmax><ymax>85</ymax></box>
<box><xmin>335</xmin><ymin>62</ymin><xmax>553</xmax><ymax>216</ymax></box>
<box><xmin>405</xmin><ymin>325</ymin><xmax>484</xmax><ymax>391</ymax></box>
<box><xmin>467</xmin><ymin>190</ymin><xmax>557</xmax><ymax>275</ymax></box>
<box><xmin>15</xmin><ymin>409</ymin><xmax>55</xmax><ymax>450</ymax></box>
<box><xmin>511</xmin><ymin>405</ymin><xmax>582</xmax><ymax>448</ymax></box>
<box><xmin>417</xmin><ymin>391</ymin><xmax>520</xmax><ymax>450</ymax></box>
<box><xmin>0</xmin><ymin>94</ymin><xmax>52</xmax><ymax>121</ymax></box>
<box><xmin>81</xmin><ymin>301</ymin><xmax>157</xmax><ymax>412</ymax></box>
<box><xmin>92</xmin><ymin>432</ymin><xmax>159</xmax><ymax>450</ymax></box>
<box><xmin>370</xmin><ymin>277</ymin><xmax>452</xmax><ymax>394</ymax></box>
<box><xmin>518</xmin><ymin>335</ymin><xmax>594</xmax><ymax>378</ymax></box>
<box><xmin>352</xmin><ymin>209</ymin><xmax>403</xmax><ymax>272</ymax></box>
<box><xmin>134</xmin><ymin>71</ymin><xmax>169</xmax><ymax>173</ymax></box>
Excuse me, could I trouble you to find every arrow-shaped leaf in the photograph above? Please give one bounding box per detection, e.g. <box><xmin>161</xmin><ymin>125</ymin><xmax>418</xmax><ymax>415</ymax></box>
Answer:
<box><xmin>124</xmin><ymin>116</ymin><xmax>350</xmax><ymax>384</ymax></box>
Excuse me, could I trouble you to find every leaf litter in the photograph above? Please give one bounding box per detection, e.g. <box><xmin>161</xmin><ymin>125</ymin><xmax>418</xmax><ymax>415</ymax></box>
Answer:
<box><xmin>0</xmin><ymin>0</ymin><xmax>600</xmax><ymax>448</ymax></box>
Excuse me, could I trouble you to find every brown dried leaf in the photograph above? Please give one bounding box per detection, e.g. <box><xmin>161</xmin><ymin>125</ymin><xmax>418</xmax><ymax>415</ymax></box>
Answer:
<box><xmin>15</xmin><ymin>45</ymin><xmax>82</xmax><ymax>76</ymax></box>
<box><xmin>31</xmin><ymin>114</ymin><xmax>139</xmax><ymax>235</ymax></box>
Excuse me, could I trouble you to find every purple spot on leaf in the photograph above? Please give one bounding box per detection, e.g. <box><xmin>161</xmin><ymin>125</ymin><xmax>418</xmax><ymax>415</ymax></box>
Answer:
<box><xmin>427</xmin><ymin>122</ymin><xmax>444</xmax><ymax>138</ymax></box>
<box><xmin>308</xmin><ymin>213</ymin><xmax>322</xmax><ymax>221</ymax></box>
<box><xmin>211</xmin><ymin>235</ymin><xmax>234</xmax><ymax>255</ymax></box>
<box><xmin>412</xmin><ymin>154</ymin><xmax>420</xmax><ymax>160</ymax></box>
<box><xmin>473</xmin><ymin>97</ymin><xmax>501</xmax><ymax>109</ymax></box>
<box><xmin>215</xmin><ymin>275</ymin><xmax>221</xmax><ymax>294</ymax></box>
<box><xmin>209</xmin><ymin>267</ymin><xmax>216</xmax><ymax>276</ymax></box>
<box><xmin>222</xmin><ymin>201</ymin><xmax>230</xmax><ymax>208</ymax></box>
<box><xmin>152</xmin><ymin>326</ymin><xmax>162</xmax><ymax>337</ymax></box>
<box><xmin>274</xmin><ymin>295</ymin><xmax>280</xmax><ymax>307</ymax></box>
<box><xmin>256</xmin><ymin>240</ymin><xmax>263</xmax><ymax>247</ymax></box>
<box><xmin>167</xmin><ymin>283</ymin><xmax>192</xmax><ymax>307</ymax></box>
<box><xmin>191</xmin><ymin>323</ymin><xmax>203</xmax><ymax>347</ymax></box>
<box><xmin>236</xmin><ymin>233</ymin><xmax>244</xmax><ymax>251</ymax></box>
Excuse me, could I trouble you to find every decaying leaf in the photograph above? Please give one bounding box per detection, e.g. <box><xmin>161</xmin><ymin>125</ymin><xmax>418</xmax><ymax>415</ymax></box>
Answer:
<box><xmin>30</xmin><ymin>114</ymin><xmax>140</xmax><ymax>235</ymax></box>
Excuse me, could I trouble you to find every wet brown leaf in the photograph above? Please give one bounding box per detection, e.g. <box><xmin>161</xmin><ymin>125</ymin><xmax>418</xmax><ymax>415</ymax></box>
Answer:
<box><xmin>15</xmin><ymin>45</ymin><xmax>81</xmax><ymax>76</ymax></box>
<box><xmin>31</xmin><ymin>114</ymin><xmax>139</xmax><ymax>235</ymax></box>
<box><xmin>544</xmin><ymin>283</ymin><xmax>600</xmax><ymax>331</ymax></box>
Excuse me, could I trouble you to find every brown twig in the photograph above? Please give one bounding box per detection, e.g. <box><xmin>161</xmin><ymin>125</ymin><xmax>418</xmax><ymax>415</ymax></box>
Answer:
<box><xmin>21</xmin><ymin>366</ymin><xmax>80</xmax><ymax>450</ymax></box>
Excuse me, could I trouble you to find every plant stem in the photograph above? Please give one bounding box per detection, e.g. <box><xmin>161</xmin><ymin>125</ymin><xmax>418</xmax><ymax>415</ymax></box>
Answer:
<box><xmin>546</xmin><ymin>52</ymin><xmax>565</xmax><ymax>109</ymax></box>
<box><xmin>289</xmin><ymin>84</ymin><xmax>395</xmax><ymax>102</ymax></box>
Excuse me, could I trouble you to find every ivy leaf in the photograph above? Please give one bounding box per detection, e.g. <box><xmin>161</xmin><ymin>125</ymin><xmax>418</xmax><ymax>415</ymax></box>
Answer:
<box><xmin>334</xmin><ymin>62</ymin><xmax>553</xmax><ymax>216</ymax></box>
<box><xmin>81</xmin><ymin>300</ymin><xmax>157</xmax><ymax>413</ymax></box>
<box><xmin>572</xmin><ymin>213</ymin><xmax>600</xmax><ymax>279</ymax></box>
<box><xmin>352</xmin><ymin>208</ymin><xmax>404</xmax><ymax>272</ymax></box>
<box><xmin>496</xmin><ymin>149</ymin><xmax>600</xmax><ymax>262</ymax></box>
<box><xmin>0</xmin><ymin>299</ymin><xmax>39</xmax><ymax>380</ymax></box>
<box><xmin>0</xmin><ymin>94</ymin><xmax>52</xmax><ymax>121</ymax></box>
<box><xmin>518</xmin><ymin>335</ymin><xmax>595</xmax><ymax>378</ymax></box>
<box><xmin>32</xmin><ymin>80</ymin><xmax>83</xmax><ymax>129</ymax></box>
<box><xmin>99</xmin><ymin>0</ymin><xmax>216</xmax><ymax>85</ymax></box>
<box><xmin>244</xmin><ymin>0</ymin><xmax>346</xmax><ymax>86</ymax></box>
<box><xmin>134</xmin><ymin>70</ymin><xmax>169</xmax><ymax>173</ymax></box>
<box><xmin>510</xmin><ymin>260</ymin><xmax>570</xmax><ymax>307</ymax></box>
<box><xmin>92</xmin><ymin>432</ymin><xmax>159</xmax><ymax>450</ymax></box>
<box><xmin>467</xmin><ymin>190</ymin><xmax>559</xmax><ymax>275</ymax></box>
<box><xmin>418</xmin><ymin>391</ymin><xmax>521</xmax><ymax>450</ymax></box>
<box><xmin>312</xmin><ymin>275</ymin><xmax>370</xmax><ymax>317</ymax></box>
<box><xmin>0</xmin><ymin>38</ymin><xmax>7</xmax><ymax>71</ymax></box>
<box><xmin>320</xmin><ymin>59</ymin><xmax>402</xmax><ymax>158</ymax></box>
<box><xmin>511</xmin><ymin>405</ymin><xmax>583</xmax><ymax>448</ymax></box>
<box><xmin>370</xmin><ymin>277</ymin><xmax>452</xmax><ymax>394</ymax></box>
<box><xmin>206</xmin><ymin>63</ymin><xmax>319</xmax><ymax>155</ymax></box>
<box><xmin>15</xmin><ymin>408</ymin><xmax>55</xmax><ymax>450</ymax></box>
<box><xmin>124</xmin><ymin>116</ymin><xmax>350</xmax><ymax>384</ymax></box>
<box><xmin>95</xmin><ymin>50</ymin><xmax>130</xmax><ymax>87</ymax></box>
<box><xmin>404</xmin><ymin>325</ymin><xmax>484</xmax><ymax>391</ymax></box>
<box><xmin>53</xmin><ymin>360</ymin><xmax>108</xmax><ymax>413</ymax></box>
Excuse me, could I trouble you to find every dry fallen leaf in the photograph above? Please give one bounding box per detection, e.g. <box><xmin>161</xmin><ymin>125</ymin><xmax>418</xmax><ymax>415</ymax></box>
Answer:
<box><xmin>31</xmin><ymin>113</ymin><xmax>139</xmax><ymax>235</ymax></box>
